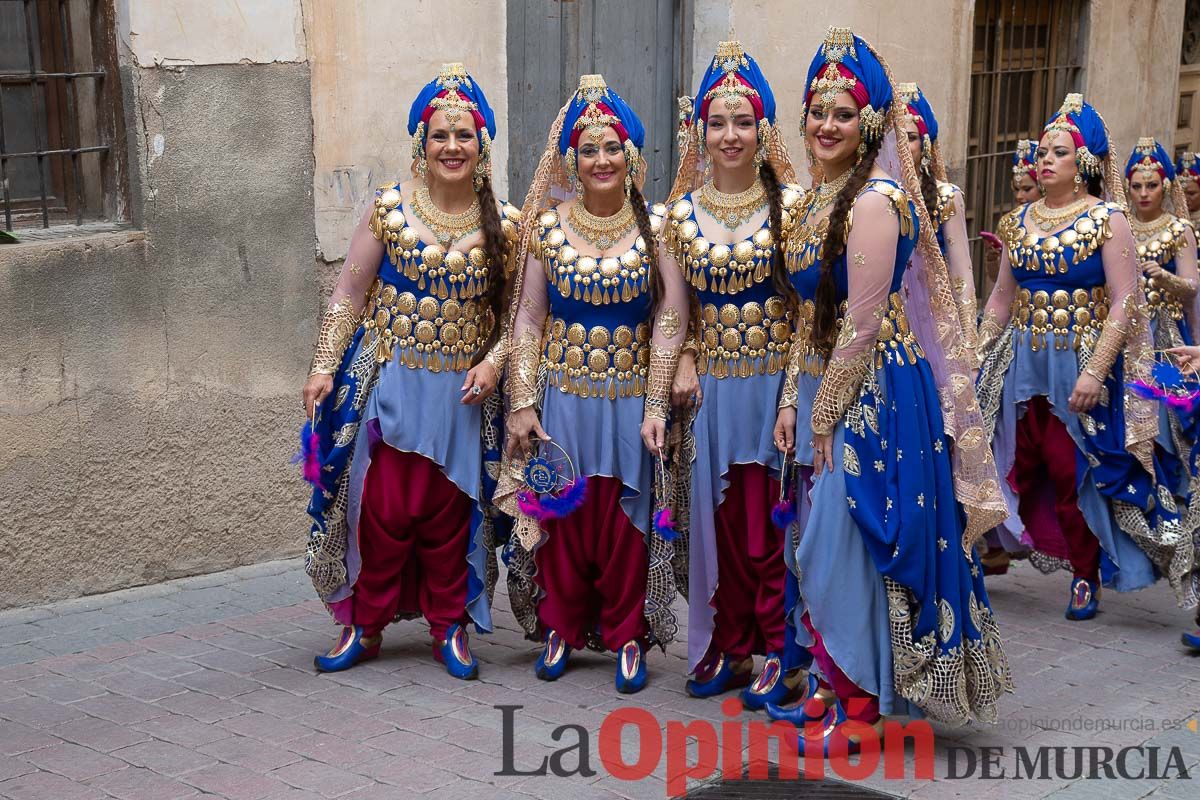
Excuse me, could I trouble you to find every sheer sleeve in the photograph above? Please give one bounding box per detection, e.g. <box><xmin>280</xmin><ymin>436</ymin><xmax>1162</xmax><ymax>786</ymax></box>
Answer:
<box><xmin>645</xmin><ymin>247</ymin><xmax>689</xmax><ymax>420</ymax></box>
<box><xmin>1086</xmin><ymin>208</ymin><xmax>1139</xmax><ymax>381</ymax></box>
<box><xmin>978</xmin><ymin>247</ymin><xmax>1017</xmax><ymax>359</ymax></box>
<box><xmin>944</xmin><ymin>191</ymin><xmax>981</xmax><ymax>361</ymax></box>
<box><xmin>310</xmin><ymin>206</ymin><xmax>384</xmax><ymax>375</ymax></box>
<box><xmin>507</xmin><ymin>251</ymin><xmax>550</xmax><ymax>411</ymax></box>
<box><xmin>1156</xmin><ymin>224</ymin><xmax>1200</xmax><ymax>302</ymax></box>
<box><xmin>810</xmin><ymin>188</ymin><xmax>899</xmax><ymax>436</ymax></box>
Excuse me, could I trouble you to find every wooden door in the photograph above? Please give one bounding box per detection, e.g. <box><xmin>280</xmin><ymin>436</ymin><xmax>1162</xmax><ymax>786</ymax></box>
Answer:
<box><xmin>506</xmin><ymin>0</ymin><xmax>691</xmax><ymax>207</ymax></box>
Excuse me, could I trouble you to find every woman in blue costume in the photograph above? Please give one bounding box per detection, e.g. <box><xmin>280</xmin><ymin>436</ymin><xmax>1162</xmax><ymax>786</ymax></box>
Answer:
<box><xmin>299</xmin><ymin>64</ymin><xmax>520</xmax><ymax>678</ymax></box>
<box><xmin>495</xmin><ymin>75</ymin><xmax>688</xmax><ymax>693</ymax></box>
<box><xmin>976</xmin><ymin>94</ymin><xmax>1196</xmax><ymax>621</ymax></box>
<box><xmin>896</xmin><ymin>82</ymin><xmax>981</xmax><ymax>367</ymax></box>
<box><xmin>768</xmin><ymin>28</ymin><xmax>1013</xmax><ymax>753</ymax></box>
<box><xmin>1125</xmin><ymin>138</ymin><xmax>1200</xmax><ymax>502</ymax></box>
<box><xmin>1178</xmin><ymin>153</ymin><xmax>1200</xmax><ymax>232</ymax></box>
<box><xmin>664</xmin><ymin>41</ymin><xmax>811</xmax><ymax>709</ymax></box>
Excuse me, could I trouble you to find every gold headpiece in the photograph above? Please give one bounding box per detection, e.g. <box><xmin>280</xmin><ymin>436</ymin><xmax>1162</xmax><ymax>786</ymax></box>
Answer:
<box><xmin>435</xmin><ymin>62</ymin><xmax>472</xmax><ymax>91</ymax></box>
<box><xmin>897</xmin><ymin>82</ymin><xmax>920</xmax><ymax>105</ymax></box>
<box><xmin>1012</xmin><ymin>139</ymin><xmax>1037</xmax><ymax>175</ymax></box>
<box><xmin>428</xmin><ymin>64</ymin><xmax>479</xmax><ymax>128</ymax></box>
<box><xmin>1136</xmin><ymin>136</ymin><xmax>1157</xmax><ymax>150</ymax></box>
<box><xmin>703</xmin><ymin>41</ymin><xmax>759</xmax><ymax>114</ymax></box>
<box><xmin>821</xmin><ymin>26</ymin><xmax>857</xmax><ymax>62</ymax></box>
<box><xmin>1180</xmin><ymin>152</ymin><xmax>1199</xmax><ymax>184</ymax></box>
<box><xmin>572</xmin><ymin>74</ymin><xmax>620</xmax><ymax>142</ymax></box>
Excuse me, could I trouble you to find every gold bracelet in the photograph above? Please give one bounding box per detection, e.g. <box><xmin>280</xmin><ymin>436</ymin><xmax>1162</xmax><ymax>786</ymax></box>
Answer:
<box><xmin>1084</xmin><ymin>317</ymin><xmax>1128</xmax><ymax>382</ymax></box>
<box><xmin>508</xmin><ymin>329</ymin><xmax>542</xmax><ymax>411</ymax></box>
<box><xmin>310</xmin><ymin>295</ymin><xmax>361</xmax><ymax>376</ymax></box>
<box><xmin>644</xmin><ymin>344</ymin><xmax>681</xmax><ymax>421</ymax></box>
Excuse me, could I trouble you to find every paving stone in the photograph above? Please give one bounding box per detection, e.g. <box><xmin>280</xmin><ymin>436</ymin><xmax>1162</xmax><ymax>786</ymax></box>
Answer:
<box><xmin>86</xmin><ymin>766</ymin><xmax>201</xmax><ymax>800</ymax></box>
<box><xmin>48</xmin><ymin>716</ymin><xmax>152</xmax><ymax>753</ymax></box>
<box><xmin>172</xmin><ymin>666</ymin><xmax>262</xmax><ymax>698</ymax></box>
<box><xmin>131</xmin><ymin>713</ymin><xmax>232</xmax><ymax>748</ymax></box>
<box><xmin>283</xmin><ymin>732</ymin><xmax>383</xmax><ymax>767</ymax></box>
<box><xmin>180</xmin><ymin>762</ymin><xmax>293</xmax><ymax>799</ymax></box>
<box><xmin>0</xmin><ymin>695</ymin><xmax>87</xmax><ymax>728</ymax></box>
<box><xmin>0</xmin><ymin>756</ymin><xmax>35</xmax><ymax>782</ymax></box>
<box><xmin>155</xmin><ymin>690</ymin><xmax>247</xmax><ymax>723</ymax></box>
<box><xmin>71</xmin><ymin>693</ymin><xmax>171</xmax><ymax>725</ymax></box>
<box><xmin>110</xmin><ymin>739</ymin><xmax>218</xmax><ymax>777</ymax></box>
<box><xmin>198</xmin><ymin>735</ymin><xmax>305</xmax><ymax>772</ymax></box>
<box><xmin>0</xmin><ymin>770</ymin><xmax>107</xmax><ymax>799</ymax></box>
<box><xmin>218</xmin><ymin>711</ymin><xmax>317</xmax><ymax>744</ymax></box>
<box><xmin>95</xmin><ymin>671</ymin><xmax>187</xmax><ymax>702</ymax></box>
<box><xmin>21</xmin><ymin>741</ymin><xmax>127</xmax><ymax>781</ymax></box>
<box><xmin>270</xmin><ymin>759</ymin><xmax>373</xmax><ymax>797</ymax></box>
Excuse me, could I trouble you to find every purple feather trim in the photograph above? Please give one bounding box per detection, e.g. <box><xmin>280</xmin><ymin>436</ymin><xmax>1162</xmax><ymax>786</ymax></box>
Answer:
<box><xmin>771</xmin><ymin>498</ymin><xmax>798</xmax><ymax>530</ymax></box>
<box><xmin>292</xmin><ymin>421</ymin><xmax>322</xmax><ymax>488</ymax></box>
<box><xmin>516</xmin><ymin>477</ymin><xmax>588</xmax><ymax>521</ymax></box>
<box><xmin>1128</xmin><ymin>380</ymin><xmax>1200</xmax><ymax>412</ymax></box>
<box><xmin>653</xmin><ymin>507</ymin><xmax>678</xmax><ymax>541</ymax></box>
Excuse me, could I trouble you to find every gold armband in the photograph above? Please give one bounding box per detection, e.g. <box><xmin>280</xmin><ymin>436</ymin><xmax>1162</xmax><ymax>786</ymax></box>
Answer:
<box><xmin>644</xmin><ymin>344</ymin><xmax>681</xmax><ymax>421</ymax></box>
<box><xmin>508</xmin><ymin>329</ymin><xmax>542</xmax><ymax>411</ymax></box>
<box><xmin>1083</xmin><ymin>317</ymin><xmax>1128</xmax><ymax>383</ymax></box>
<box><xmin>310</xmin><ymin>295</ymin><xmax>361</xmax><ymax>376</ymax></box>
<box><xmin>810</xmin><ymin>351</ymin><xmax>871</xmax><ymax>436</ymax></box>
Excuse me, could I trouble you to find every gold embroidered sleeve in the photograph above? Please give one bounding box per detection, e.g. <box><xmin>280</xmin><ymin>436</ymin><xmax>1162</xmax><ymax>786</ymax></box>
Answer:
<box><xmin>956</xmin><ymin>286</ymin><xmax>981</xmax><ymax>366</ymax></box>
<box><xmin>1153</xmin><ymin>269</ymin><xmax>1199</xmax><ymax>301</ymax></box>
<box><xmin>645</xmin><ymin>344</ymin><xmax>681</xmax><ymax>421</ymax></box>
<box><xmin>483</xmin><ymin>326</ymin><xmax>510</xmax><ymax>374</ymax></box>
<box><xmin>810</xmin><ymin>352</ymin><xmax>871</xmax><ymax>436</ymax></box>
<box><xmin>310</xmin><ymin>295</ymin><xmax>362</xmax><ymax>376</ymax></box>
<box><xmin>508</xmin><ymin>329</ymin><xmax>542</xmax><ymax>412</ymax></box>
<box><xmin>779</xmin><ymin>332</ymin><xmax>803</xmax><ymax>410</ymax></box>
<box><xmin>1084</xmin><ymin>318</ymin><xmax>1128</xmax><ymax>383</ymax></box>
<box><xmin>977</xmin><ymin>307</ymin><xmax>1003</xmax><ymax>362</ymax></box>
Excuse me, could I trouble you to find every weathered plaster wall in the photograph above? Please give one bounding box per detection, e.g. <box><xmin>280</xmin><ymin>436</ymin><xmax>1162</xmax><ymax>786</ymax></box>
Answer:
<box><xmin>691</xmin><ymin>1</ymin><xmax>975</xmax><ymax>184</ymax></box>
<box><xmin>0</xmin><ymin>62</ymin><xmax>314</xmax><ymax>609</ymax></box>
<box><xmin>1084</xmin><ymin>0</ymin><xmax>1185</xmax><ymax>158</ymax></box>
<box><xmin>118</xmin><ymin>0</ymin><xmax>307</xmax><ymax>67</ymax></box>
<box><xmin>305</xmin><ymin>0</ymin><xmax>510</xmax><ymax>261</ymax></box>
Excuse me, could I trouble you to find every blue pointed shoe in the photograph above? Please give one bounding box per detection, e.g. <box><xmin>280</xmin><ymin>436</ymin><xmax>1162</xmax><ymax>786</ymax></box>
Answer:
<box><xmin>741</xmin><ymin>653</ymin><xmax>809</xmax><ymax>711</ymax></box>
<box><xmin>764</xmin><ymin>673</ymin><xmax>834</xmax><ymax>726</ymax></box>
<box><xmin>1064</xmin><ymin>578</ymin><xmax>1099</xmax><ymax>621</ymax></box>
<box><xmin>535</xmin><ymin>630</ymin><xmax>571</xmax><ymax>681</ymax></box>
<box><xmin>434</xmin><ymin>623</ymin><xmax>478</xmax><ymax>680</ymax></box>
<box><xmin>1182</xmin><ymin>629</ymin><xmax>1200</xmax><ymax>650</ymax></box>
<box><xmin>685</xmin><ymin>653</ymin><xmax>753</xmax><ymax>698</ymax></box>
<box><xmin>314</xmin><ymin>626</ymin><xmax>381</xmax><ymax>673</ymax></box>
<box><xmin>796</xmin><ymin>702</ymin><xmax>884</xmax><ymax>759</ymax></box>
<box><xmin>615</xmin><ymin>640</ymin><xmax>648</xmax><ymax>694</ymax></box>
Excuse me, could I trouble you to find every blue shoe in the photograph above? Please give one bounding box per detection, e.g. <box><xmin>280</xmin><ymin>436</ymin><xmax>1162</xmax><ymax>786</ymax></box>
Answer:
<box><xmin>615</xmin><ymin>640</ymin><xmax>648</xmax><ymax>694</ymax></box>
<box><xmin>685</xmin><ymin>653</ymin><xmax>753</xmax><ymax>698</ymax></box>
<box><xmin>535</xmin><ymin>630</ymin><xmax>571</xmax><ymax>681</ymax></box>
<box><xmin>764</xmin><ymin>673</ymin><xmax>833</xmax><ymax>726</ymax></box>
<box><xmin>1182</xmin><ymin>629</ymin><xmax>1200</xmax><ymax>650</ymax></box>
<box><xmin>1065</xmin><ymin>578</ymin><xmax>1099</xmax><ymax>621</ymax></box>
<box><xmin>740</xmin><ymin>654</ymin><xmax>807</xmax><ymax>711</ymax></box>
<box><xmin>435</xmin><ymin>623</ymin><xmax>478</xmax><ymax>680</ymax></box>
<box><xmin>314</xmin><ymin>626</ymin><xmax>381</xmax><ymax>673</ymax></box>
<box><xmin>796</xmin><ymin>702</ymin><xmax>884</xmax><ymax>759</ymax></box>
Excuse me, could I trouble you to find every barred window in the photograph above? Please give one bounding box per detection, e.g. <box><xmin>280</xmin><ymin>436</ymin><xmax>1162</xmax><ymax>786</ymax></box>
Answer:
<box><xmin>0</xmin><ymin>0</ymin><xmax>125</xmax><ymax>235</ymax></box>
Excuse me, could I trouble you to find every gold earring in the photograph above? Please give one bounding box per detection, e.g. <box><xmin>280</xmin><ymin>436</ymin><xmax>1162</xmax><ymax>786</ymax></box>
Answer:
<box><xmin>624</xmin><ymin>173</ymin><xmax>633</xmax><ymax>195</ymax></box>
<box><xmin>1073</xmin><ymin>173</ymin><xmax>1082</xmax><ymax>194</ymax></box>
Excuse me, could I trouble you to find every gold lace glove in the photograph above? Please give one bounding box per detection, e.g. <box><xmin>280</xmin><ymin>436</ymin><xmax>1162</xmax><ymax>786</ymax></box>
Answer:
<box><xmin>779</xmin><ymin>333</ymin><xmax>804</xmax><ymax>410</ymax></box>
<box><xmin>957</xmin><ymin>293</ymin><xmax>981</xmax><ymax>364</ymax></box>
<box><xmin>977</xmin><ymin>308</ymin><xmax>1003</xmax><ymax>364</ymax></box>
<box><xmin>310</xmin><ymin>295</ymin><xmax>361</xmax><ymax>376</ymax></box>
<box><xmin>508</xmin><ymin>329</ymin><xmax>542</xmax><ymax>412</ymax></box>
<box><xmin>810</xmin><ymin>352</ymin><xmax>871</xmax><ymax>436</ymax></box>
<box><xmin>483</xmin><ymin>315</ymin><xmax>511</xmax><ymax>374</ymax></box>
<box><xmin>1083</xmin><ymin>317</ymin><xmax>1128</xmax><ymax>383</ymax></box>
<box><xmin>645</xmin><ymin>344</ymin><xmax>681</xmax><ymax>421</ymax></box>
<box><xmin>1150</xmin><ymin>270</ymin><xmax>1199</xmax><ymax>302</ymax></box>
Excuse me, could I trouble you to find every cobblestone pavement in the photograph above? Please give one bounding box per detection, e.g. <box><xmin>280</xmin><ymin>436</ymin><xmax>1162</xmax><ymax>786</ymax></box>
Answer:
<box><xmin>0</xmin><ymin>557</ymin><xmax>1197</xmax><ymax>799</ymax></box>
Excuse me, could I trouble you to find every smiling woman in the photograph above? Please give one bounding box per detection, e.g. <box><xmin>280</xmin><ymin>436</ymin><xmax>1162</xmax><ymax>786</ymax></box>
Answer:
<box><xmin>298</xmin><ymin>63</ymin><xmax>523</xmax><ymax>680</ymax></box>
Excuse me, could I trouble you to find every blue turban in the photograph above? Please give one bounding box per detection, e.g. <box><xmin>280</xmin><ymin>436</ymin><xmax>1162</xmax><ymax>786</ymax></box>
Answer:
<box><xmin>1125</xmin><ymin>138</ymin><xmax>1177</xmax><ymax>183</ymax></box>
<box><xmin>1042</xmin><ymin>93</ymin><xmax>1108</xmax><ymax>177</ymax></box>
<box><xmin>803</xmin><ymin>27</ymin><xmax>892</xmax><ymax>141</ymax></box>
<box><xmin>558</xmin><ymin>74</ymin><xmax>644</xmax><ymax>155</ymax></box>
<box><xmin>1012</xmin><ymin>139</ymin><xmax>1038</xmax><ymax>181</ymax></box>
<box><xmin>692</xmin><ymin>40</ymin><xmax>776</xmax><ymax>125</ymax></box>
<box><xmin>407</xmin><ymin>63</ymin><xmax>496</xmax><ymax>149</ymax></box>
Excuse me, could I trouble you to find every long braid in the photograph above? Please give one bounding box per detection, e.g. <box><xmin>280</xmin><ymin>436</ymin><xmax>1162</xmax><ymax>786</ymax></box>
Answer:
<box><xmin>628</xmin><ymin>183</ymin><xmax>664</xmax><ymax>315</ymax></box>
<box><xmin>759</xmin><ymin>160</ymin><xmax>798</xmax><ymax>318</ymax></box>
<box><xmin>812</xmin><ymin>137</ymin><xmax>882</xmax><ymax>358</ymax></box>
<box><xmin>471</xmin><ymin>174</ymin><xmax>509</xmax><ymax>366</ymax></box>
<box><xmin>918</xmin><ymin>166</ymin><xmax>939</xmax><ymax>227</ymax></box>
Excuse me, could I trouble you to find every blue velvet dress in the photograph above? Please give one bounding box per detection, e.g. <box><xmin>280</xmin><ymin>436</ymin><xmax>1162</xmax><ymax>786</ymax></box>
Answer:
<box><xmin>784</xmin><ymin>178</ymin><xmax>1010</xmax><ymax>725</ymax></box>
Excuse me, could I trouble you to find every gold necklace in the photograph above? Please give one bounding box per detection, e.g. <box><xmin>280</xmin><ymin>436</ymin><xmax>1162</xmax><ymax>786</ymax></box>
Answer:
<box><xmin>1028</xmin><ymin>197</ymin><xmax>1091</xmax><ymax>232</ymax></box>
<box><xmin>810</xmin><ymin>169</ymin><xmax>854</xmax><ymax>214</ymax></box>
<box><xmin>698</xmin><ymin>179</ymin><xmax>767</xmax><ymax>230</ymax></box>
<box><xmin>410</xmin><ymin>185</ymin><xmax>481</xmax><ymax>248</ymax></box>
<box><xmin>1130</xmin><ymin>213</ymin><xmax>1172</xmax><ymax>242</ymax></box>
<box><xmin>568</xmin><ymin>199</ymin><xmax>636</xmax><ymax>251</ymax></box>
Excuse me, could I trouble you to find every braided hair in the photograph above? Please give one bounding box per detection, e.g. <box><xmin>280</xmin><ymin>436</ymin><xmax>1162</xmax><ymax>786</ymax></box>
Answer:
<box><xmin>811</xmin><ymin>136</ymin><xmax>883</xmax><ymax>359</ymax></box>
<box><xmin>470</xmin><ymin>174</ymin><xmax>511</xmax><ymax>366</ymax></box>
<box><xmin>628</xmin><ymin>182</ymin><xmax>665</xmax><ymax>315</ymax></box>
<box><xmin>759</xmin><ymin>160</ymin><xmax>799</xmax><ymax>318</ymax></box>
